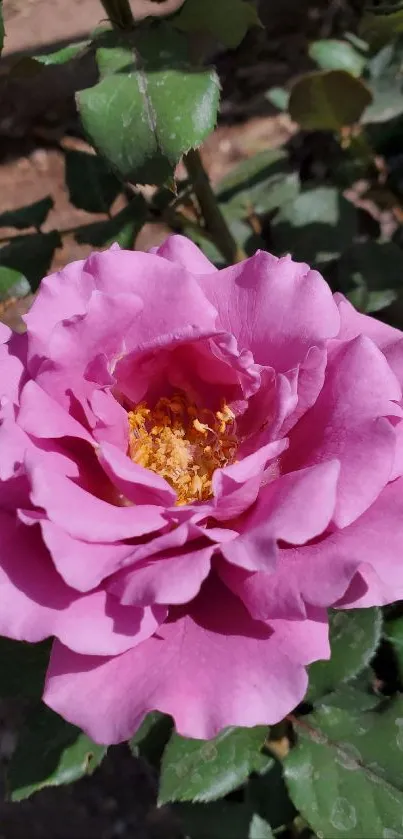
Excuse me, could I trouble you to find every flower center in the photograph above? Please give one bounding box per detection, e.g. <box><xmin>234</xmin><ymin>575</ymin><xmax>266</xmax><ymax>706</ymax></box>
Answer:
<box><xmin>128</xmin><ymin>392</ymin><xmax>238</xmax><ymax>505</ymax></box>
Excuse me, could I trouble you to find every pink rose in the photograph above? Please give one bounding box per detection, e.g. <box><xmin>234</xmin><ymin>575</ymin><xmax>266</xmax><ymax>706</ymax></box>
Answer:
<box><xmin>1</xmin><ymin>236</ymin><xmax>402</xmax><ymax>744</ymax></box>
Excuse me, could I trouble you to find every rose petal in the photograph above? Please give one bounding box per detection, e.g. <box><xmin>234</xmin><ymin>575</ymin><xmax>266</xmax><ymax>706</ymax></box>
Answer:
<box><xmin>0</xmin><ymin>512</ymin><xmax>165</xmax><ymax>654</ymax></box>
<box><xmin>110</xmin><ymin>544</ymin><xmax>214</xmax><ymax>606</ymax></box>
<box><xmin>220</xmin><ymin>460</ymin><xmax>339</xmax><ymax>576</ymax></box>
<box><xmin>199</xmin><ymin>252</ymin><xmax>340</xmax><ymax>370</ymax></box>
<box><xmin>40</xmin><ymin>520</ymin><xmax>138</xmax><ymax>592</ymax></box>
<box><xmin>285</xmin><ymin>335</ymin><xmax>400</xmax><ymax>527</ymax></box>
<box><xmin>44</xmin><ymin>578</ymin><xmax>310</xmax><ymax>743</ymax></box>
<box><xmin>98</xmin><ymin>441</ymin><xmax>176</xmax><ymax>506</ymax></box>
<box><xmin>18</xmin><ymin>380</ymin><xmax>94</xmax><ymax>444</ymax></box>
<box><xmin>212</xmin><ymin>439</ymin><xmax>288</xmax><ymax>521</ymax></box>
<box><xmin>153</xmin><ymin>234</ymin><xmax>218</xmax><ymax>274</ymax></box>
<box><xmin>28</xmin><ymin>465</ymin><xmax>166</xmax><ymax>541</ymax></box>
<box><xmin>301</xmin><ymin>477</ymin><xmax>403</xmax><ymax>609</ymax></box>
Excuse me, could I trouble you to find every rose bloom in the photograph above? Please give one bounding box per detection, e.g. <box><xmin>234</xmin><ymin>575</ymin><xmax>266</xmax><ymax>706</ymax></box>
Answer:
<box><xmin>0</xmin><ymin>236</ymin><xmax>402</xmax><ymax>743</ymax></box>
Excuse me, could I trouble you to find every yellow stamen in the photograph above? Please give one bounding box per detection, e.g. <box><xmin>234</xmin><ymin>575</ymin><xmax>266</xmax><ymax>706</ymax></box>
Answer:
<box><xmin>128</xmin><ymin>392</ymin><xmax>237</xmax><ymax>505</ymax></box>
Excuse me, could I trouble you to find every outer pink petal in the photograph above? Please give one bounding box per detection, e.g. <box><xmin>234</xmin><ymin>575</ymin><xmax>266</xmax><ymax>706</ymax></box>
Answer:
<box><xmin>199</xmin><ymin>252</ymin><xmax>340</xmax><ymax>370</ymax></box>
<box><xmin>335</xmin><ymin>293</ymin><xmax>403</xmax><ymax>388</ymax></box>
<box><xmin>0</xmin><ymin>323</ymin><xmax>11</xmax><ymax>343</ymax></box>
<box><xmin>18</xmin><ymin>380</ymin><xmax>94</xmax><ymax>444</ymax></box>
<box><xmin>45</xmin><ymin>291</ymin><xmax>143</xmax><ymax>380</ymax></box>
<box><xmin>285</xmin><ymin>336</ymin><xmax>400</xmax><ymax>527</ymax></box>
<box><xmin>84</xmin><ymin>249</ymin><xmax>218</xmax><ymax>348</ymax></box>
<box><xmin>256</xmin><ymin>477</ymin><xmax>403</xmax><ymax>617</ymax></box>
<box><xmin>0</xmin><ymin>412</ymin><xmax>28</xmax><ymax>480</ymax></box>
<box><xmin>28</xmin><ymin>465</ymin><xmax>166</xmax><ymax>541</ymax></box>
<box><xmin>34</xmin><ymin>291</ymin><xmax>143</xmax><ymax>407</ymax></box>
<box><xmin>391</xmin><ymin>421</ymin><xmax>403</xmax><ymax>480</ymax></box>
<box><xmin>153</xmin><ymin>235</ymin><xmax>218</xmax><ymax>274</ymax></box>
<box><xmin>335</xmin><ymin>293</ymin><xmax>402</xmax><ymax>351</ymax></box>
<box><xmin>301</xmin><ymin>477</ymin><xmax>403</xmax><ymax>608</ymax></box>
<box><xmin>110</xmin><ymin>545</ymin><xmax>214</xmax><ymax>606</ymax></box>
<box><xmin>24</xmin><ymin>259</ymin><xmax>93</xmax><ymax>364</ymax></box>
<box><xmin>40</xmin><ymin>520</ymin><xmax>138</xmax><ymax>592</ymax></box>
<box><xmin>0</xmin><ymin>512</ymin><xmax>165</xmax><ymax>654</ymax></box>
<box><xmin>218</xmin><ymin>560</ymin><xmax>307</xmax><ymax>621</ymax></box>
<box><xmin>221</xmin><ymin>460</ymin><xmax>340</xmax><ymax>574</ymax></box>
<box><xmin>44</xmin><ymin>578</ymin><xmax>309</xmax><ymax>743</ymax></box>
<box><xmin>0</xmin><ymin>350</ymin><xmax>24</xmax><ymax>408</ymax></box>
<box><xmin>270</xmin><ymin>610</ymin><xmax>330</xmax><ymax>664</ymax></box>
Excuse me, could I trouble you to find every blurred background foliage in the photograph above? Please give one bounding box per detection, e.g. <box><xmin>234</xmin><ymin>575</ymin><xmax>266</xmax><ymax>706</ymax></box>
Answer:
<box><xmin>2</xmin><ymin>1</ymin><xmax>403</xmax><ymax>838</ymax></box>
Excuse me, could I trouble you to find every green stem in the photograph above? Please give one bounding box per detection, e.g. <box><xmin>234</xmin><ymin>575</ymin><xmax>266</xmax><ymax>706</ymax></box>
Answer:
<box><xmin>184</xmin><ymin>148</ymin><xmax>246</xmax><ymax>264</ymax></box>
<box><xmin>99</xmin><ymin>0</ymin><xmax>134</xmax><ymax>29</ymax></box>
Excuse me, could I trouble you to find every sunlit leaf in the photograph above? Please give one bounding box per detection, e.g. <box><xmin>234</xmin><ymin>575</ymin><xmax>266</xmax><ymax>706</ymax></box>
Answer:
<box><xmin>309</xmin><ymin>39</ymin><xmax>367</xmax><ymax>77</ymax></box>
<box><xmin>307</xmin><ymin>608</ymin><xmax>382</xmax><ymax>702</ymax></box>
<box><xmin>272</xmin><ymin>186</ymin><xmax>357</xmax><ymax>266</ymax></box>
<box><xmin>77</xmin><ymin>26</ymin><xmax>219</xmax><ymax>186</ymax></box>
<box><xmin>285</xmin><ymin>694</ymin><xmax>403</xmax><ymax>839</ymax></box>
<box><xmin>159</xmin><ymin>726</ymin><xmax>270</xmax><ymax>804</ymax></box>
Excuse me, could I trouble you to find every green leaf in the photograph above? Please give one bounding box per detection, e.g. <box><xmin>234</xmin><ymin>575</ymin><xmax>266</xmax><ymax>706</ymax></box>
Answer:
<box><xmin>216</xmin><ymin>148</ymin><xmax>299</xmax><ymax>217</ymax></box>
<box><xmin>65</xmin><ymin>149</ymin><xmax>122</xmax><ymax>214</ymax></box>
<box><xmin>0</xmin><ymin>266</ymin><xmax>29</xmax><ymax>301</ymax></box>
<box><xmin>271</xmin><ymin>186</ymin><xmax>357</xmax><ymax>267</ymax></box>
<box><xmin>33</xmin><ymin>41</ymin><xmax>90</xmax><ymax>66</ymax></box>
<box><xmin>289</xmin><ymin>69</ymin><xmax>372</xmax><ymax>131</ymax></box>
<box><xmin>0</xmin><ymin>639</ymin><xmax>50</xmax><ymax>700</ymax></box>
<box><xmin>0</xmin><ymin>197</ymin><xmax>53</xmax><ymax>231</ymax></box>
<box><xmin>385</xmin><ymin>617</ymin><xmax>403</xmax><ymax>680</ymax></box>
<box><xmin>345</xmin><ymin>32</ymin><xmax>369</xmax><ymax>52</ymax></box>
<box><xmin>337</xmin><ymin>241</ymin><xmax>403</xmax><ymax>313</ymax></box>
<box><xmin>129</xmin><ymin>711</ymin><xmax>173</xmax><ymax>768</ymax></box>
<box><xmin>0</xmin><ymin>231</ymin><xmax>61</xmax><ymax>291</ymax></box>
<box><xmin>75</xmin><ymin>197</ymin><xmax>147</xmax><ymax>247</ymax></box>
<box><xmin>285</xmin><ymin>694</ymin><xmax>403</xmax><ymax>839</ymax></box>
<box><xmin>265</xmin><ymin>87</ymin><xmax>289</xmax><ymax>111</ymax></box>
<box><xmin>173</xmin><ymin>0</ymin><xmax>261</xmax><ymax>49</ymax></box>
<box><xmin>309</xmin><ymin>39</ymin><xmax>367</xmax><ymax>77</ymax></box>
<box><xmin>225</xmin><ymin>214</ymin><xmax>265</xmax><ymax>256</ymax></box>
<box><xmin>308</xmin><ymin>608</ymin><xmax>383</xmax><ymax>703</ymax></box>
<box><xmin>363</xmin><ymin>41</ymin><xmax>403</xmax><ymax>124</ymax></box>
<box><xmin>248</xmin><ymin>814</ymin><xmax>274</xmax><ymax>839</ymax></box>
<box><xmin>361</xmin><ymin>10</ymin><xmax>403</xmax><ymax>49</ymax></box>
<box><xmin>319</xmin><ymin>676</ymin><xmax>380</xmax><ymax>713</ymax></box>
<box><xmin>8</xmin><ymin>705</ymin><xmax>107</xmax><ymax>801</ymax></box>
<box><xmin>77</xmin><ymin>26</ymin><xmax>220</xmax><ymax>186</ymax></box>
<box><xmin>159</xmin><ymin>726</ymin><xmax>270</xmax><ymax>804</ymax></box>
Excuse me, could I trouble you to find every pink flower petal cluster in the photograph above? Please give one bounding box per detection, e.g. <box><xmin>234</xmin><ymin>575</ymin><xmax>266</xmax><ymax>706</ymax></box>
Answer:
<box><xmin>1</xmin><ymin>236</ymin><xmax>402</xmax><ymax>744</ymax></box>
